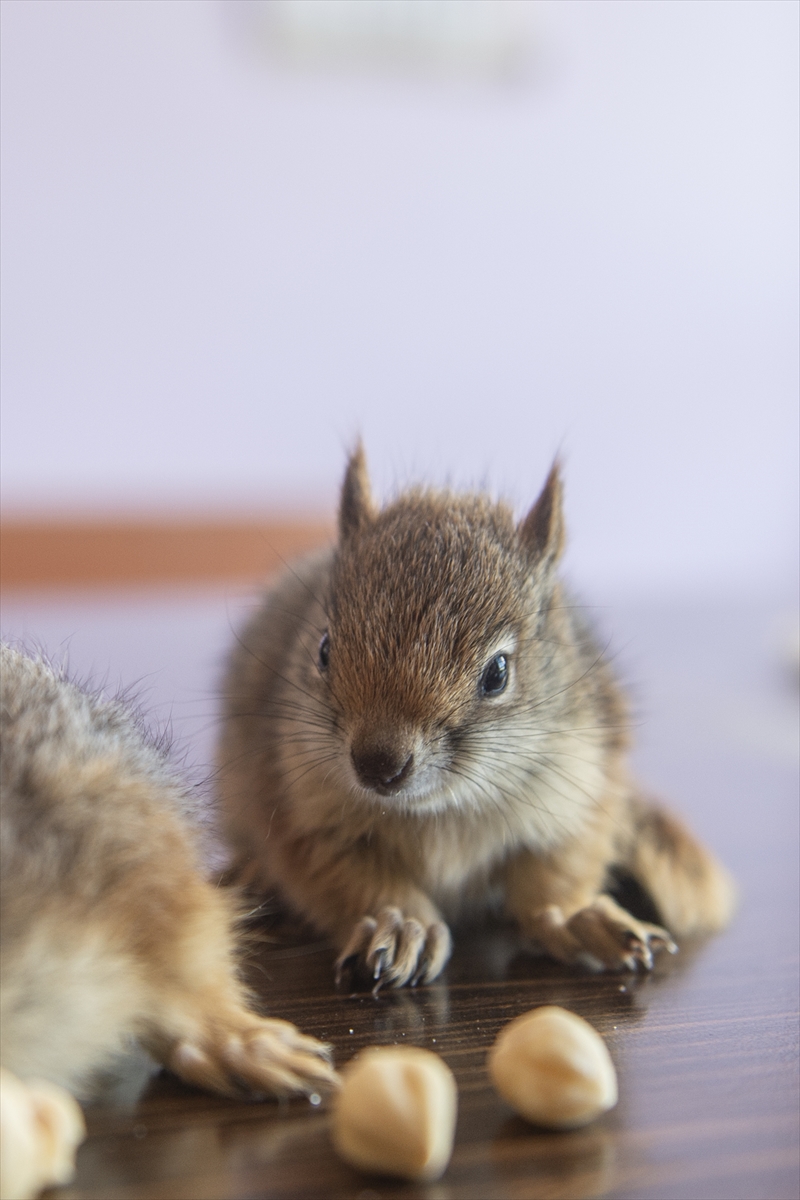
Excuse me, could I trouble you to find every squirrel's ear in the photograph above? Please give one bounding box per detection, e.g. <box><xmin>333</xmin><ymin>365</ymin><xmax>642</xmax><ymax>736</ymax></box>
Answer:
<box><xmin>339</xmin><ymin>442</ymin><xmax>377</xmax><ymax>540</ymax></box>
<box><xmin>518</xmin><ymin>462</ymin><xmax>565</xmax><ymax>570</ymax></box>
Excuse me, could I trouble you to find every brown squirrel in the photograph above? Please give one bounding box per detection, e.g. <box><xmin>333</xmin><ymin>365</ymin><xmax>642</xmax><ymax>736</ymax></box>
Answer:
<box><xmin>1</xmin><ymin>643</ymin><xmax>337</xmax><ymax>1196</ymax></box>
<box><xmin>218</xmin><ymin>448</ymin><xmax>734</xmax><ymax>990</ymax></box>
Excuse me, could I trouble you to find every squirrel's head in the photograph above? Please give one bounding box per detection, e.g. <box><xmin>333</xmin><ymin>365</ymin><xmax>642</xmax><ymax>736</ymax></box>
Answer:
<box><xmin>318</xmin><ymin>444</ymin><xmax>566</xmax><ymax>810</ymax></box>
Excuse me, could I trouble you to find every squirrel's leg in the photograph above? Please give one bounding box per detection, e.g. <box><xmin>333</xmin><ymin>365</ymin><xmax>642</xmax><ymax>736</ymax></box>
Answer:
<box><xmin>503</xmin><ymin>837</ymin><xmax>676</xmax><ymax>972</ymax></box>
<box><xmin>272</xmin><ymin>836</ymin><xmax>451</xmax><ymax>990</ymax></box>
<box><xmin>624</xmin><ymin>794</ymin><xmax>736</xmax><ymax>938</ymax></box>
<box><xmin>135</xmin><ymin>868</ymin><xmax>339</xmax><ymax>1099</ymax></box>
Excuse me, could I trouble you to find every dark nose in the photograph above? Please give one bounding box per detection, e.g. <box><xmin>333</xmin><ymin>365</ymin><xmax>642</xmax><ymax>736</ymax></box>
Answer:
<box><xmin>351</xmin><ymin>744</ymin><xmax>414</xmax><ymax>792</ymax></box>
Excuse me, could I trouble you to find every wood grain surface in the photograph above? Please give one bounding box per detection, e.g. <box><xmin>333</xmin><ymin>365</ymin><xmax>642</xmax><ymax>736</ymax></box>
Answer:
<box><xmin>51</xmin><ymin>904</ymin><xmax>798</xmax><ymax>1200</ymax></box>
<box><xmin>55</xmin><ymin>902</ymin><xmax>799</xmax><ymax>1200</ymax></box>
<box><xmin>1</xmin><ymin>587</ymin><xmax>796</xmax><ymax>1200</ymax></box>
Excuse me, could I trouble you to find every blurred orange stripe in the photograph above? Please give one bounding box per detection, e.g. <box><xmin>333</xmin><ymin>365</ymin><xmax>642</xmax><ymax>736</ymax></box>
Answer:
<box><xmin>0</xmin><ymin>519</ymin><xmax>333</xmax><ymax>589</ymax></box>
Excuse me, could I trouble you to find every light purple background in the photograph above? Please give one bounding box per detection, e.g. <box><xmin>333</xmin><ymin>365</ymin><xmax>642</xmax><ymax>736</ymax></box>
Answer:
<box><xmin>1</xmin><ymin>0</ymin><xmax>798</xmax><ymax>596</ymax></box>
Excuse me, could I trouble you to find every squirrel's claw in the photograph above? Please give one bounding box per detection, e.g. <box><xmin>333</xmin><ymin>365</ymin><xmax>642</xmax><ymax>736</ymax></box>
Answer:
<box><xmin>337</xmin><ymin>908</ymin><xmax>451</xmax><ymax>991</ymax></box>
<box><xmin>528</xmin><ymin>895</ymin><xmax>678</xmax><ymax>973</ymax></box>
<box><xmin>335</xmin><ymin>916</ymin><xmax>377</xmax><ymax>987</ymax></box>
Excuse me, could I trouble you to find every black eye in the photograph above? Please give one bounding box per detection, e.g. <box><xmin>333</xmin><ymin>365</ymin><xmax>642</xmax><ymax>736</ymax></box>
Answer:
<box><xmin>480</xmin><ymin>653</ymin><xmax>508</xmax><ymax>697</ymax></box>
<box><xmin>318</xmin><ymin>632</ymin><xmax>330</xmax><ymax>671</ymax></box>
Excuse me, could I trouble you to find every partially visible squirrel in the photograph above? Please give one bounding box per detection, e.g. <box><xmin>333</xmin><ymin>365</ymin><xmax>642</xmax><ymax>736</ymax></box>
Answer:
<box><xmin>0</xmin><ymin>645</ymin><xmax>337</xmax><ymax>1198</ymax></box>
<box><xmin>218</xmin><ymin>448</ymin><xmax>735</xmax><ymax>990</ymax></box>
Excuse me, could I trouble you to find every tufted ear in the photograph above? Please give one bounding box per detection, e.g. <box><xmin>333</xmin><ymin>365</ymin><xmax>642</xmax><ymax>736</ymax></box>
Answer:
<box><xmin>339</xmin><ymin>442</ymin><xmax>377</xmax><ymax>541</ymax></box>
<box><xmin>518</xmin><ymin>462</ymin><xmax>565</xmax><ymax>571</ymax></box>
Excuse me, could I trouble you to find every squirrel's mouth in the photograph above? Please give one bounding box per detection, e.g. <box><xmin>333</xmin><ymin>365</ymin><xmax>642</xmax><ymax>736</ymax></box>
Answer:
<box><xmin>347</xmin><ymin>725</ymin><xmax>463</xmax><ymax>808</ymax></box>
<box><xmin>349</xmin><ymin>760</ymin><xmax>456</xmax><ymax>812</ymax></box>
<box><xmin>367</xmin><ymin>781</ymin><xmax>410</xmax><ymax>798</ymax></box>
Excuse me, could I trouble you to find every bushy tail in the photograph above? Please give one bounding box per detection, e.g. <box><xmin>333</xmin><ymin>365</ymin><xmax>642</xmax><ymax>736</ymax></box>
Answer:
<box><xmin>627</xmin><ymin>797</ymin><xmax>736</xmax><ymax>937</ymax></box>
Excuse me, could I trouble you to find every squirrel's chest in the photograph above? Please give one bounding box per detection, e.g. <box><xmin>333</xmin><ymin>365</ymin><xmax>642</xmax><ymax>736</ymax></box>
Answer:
<box><xmin>390</xmin><ymin>814</ymin><xmax>508</xmax><ymax>905</ymax></box>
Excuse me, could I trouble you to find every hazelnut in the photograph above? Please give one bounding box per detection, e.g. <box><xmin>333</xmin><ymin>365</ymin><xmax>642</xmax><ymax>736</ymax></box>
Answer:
<box><xmin>331</xmin><ymin>1046</ymin><xmax>457</xmax><ymax>1181</ymax></box>
<box><xmin>0</xmin><ymin>1068</ymin><xmax>85</xmax><ymax>1200</ymax></box>
<box><xmin>488</xmin><ymin>1006</ymin><xmax>617</xmax><ymax>1129</ymax></box>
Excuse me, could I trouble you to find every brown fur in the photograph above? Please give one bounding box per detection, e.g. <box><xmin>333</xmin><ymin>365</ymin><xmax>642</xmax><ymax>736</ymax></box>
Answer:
<box><xmin>0</xmin><ymin>645</ymin><xmax>338</xmax><ymax>1105</ymax></box>
<box><xmin>217</xmin><ymin>448</ymin><xmax>735</xmax><ymax>988</ymax></box>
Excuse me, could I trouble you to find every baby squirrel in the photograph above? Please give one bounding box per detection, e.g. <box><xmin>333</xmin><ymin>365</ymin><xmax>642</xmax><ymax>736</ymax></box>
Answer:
<box><xmin>0</xmin><ymin>645</ymin><xmax>337</xmax><ymax>1113</ymax></box>
<box><xmin>218</xmin><ymin>448</ymin><xmax>734</xmax><ymax>989</ymax></box>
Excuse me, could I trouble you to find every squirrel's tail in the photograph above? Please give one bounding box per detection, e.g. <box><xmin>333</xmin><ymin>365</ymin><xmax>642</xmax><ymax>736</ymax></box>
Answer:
<box><xmin>627</xmin><ymin>797</ymin><xmax>736</xmax><ymax>937</ymax></box>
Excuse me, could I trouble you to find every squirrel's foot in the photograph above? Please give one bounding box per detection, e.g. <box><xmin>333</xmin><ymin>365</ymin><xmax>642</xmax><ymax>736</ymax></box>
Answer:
<box><xmin>164</xmin><ymin>1010</ymin><xmax>339</xmax><ymax>1100</ymax></box>
<box><xmin>530</xmin><ymin>895</ymin><xmax>677</xmax><ymax>972</ymax></box>
<box><xmin>335</xmin><ymin>906</ymin><xmax>451</xmax><ymax>991</ymax></box>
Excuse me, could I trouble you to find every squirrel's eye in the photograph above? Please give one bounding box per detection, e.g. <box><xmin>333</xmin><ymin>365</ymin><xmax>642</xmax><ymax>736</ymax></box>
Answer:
<box><xmin>318</xmin><ymin>632</ymin><xmax>330</xmax><ymax>671</ymax></box>
<box><xmin>480</xmin><ymin>653</ymin><xmax>508</xmax><ymax>697</ymax></box>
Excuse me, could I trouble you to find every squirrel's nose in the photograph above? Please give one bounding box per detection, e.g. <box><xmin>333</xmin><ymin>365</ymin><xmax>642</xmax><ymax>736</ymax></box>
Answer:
<box><xmin>351</xmin><ymin>744</ymin><xmax>414</xmax><ymax>792</ymax></box>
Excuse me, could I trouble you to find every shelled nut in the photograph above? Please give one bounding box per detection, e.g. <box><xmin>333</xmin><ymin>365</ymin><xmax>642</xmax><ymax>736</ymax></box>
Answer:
<box><xmin>488</xmin><ymin>1006</ymin><xmax>617</xmax><ymax>1129</ymax></box>
<box><xmin>0</xmin><ymin>1068</ymin><xmax>85</xmax><ymax>1200</ymax></box>
<box><xmin>331</xmin><ymin>1046</ymin><xmax>457</xmax><ymax>1181</ymax></box>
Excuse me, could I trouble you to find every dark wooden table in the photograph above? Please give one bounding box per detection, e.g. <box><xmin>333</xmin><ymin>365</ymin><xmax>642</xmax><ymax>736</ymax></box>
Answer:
<box><xmin>3</xmin><ymin>586</ymin><xmax>798</xmax><ymax>1200</ymax></box>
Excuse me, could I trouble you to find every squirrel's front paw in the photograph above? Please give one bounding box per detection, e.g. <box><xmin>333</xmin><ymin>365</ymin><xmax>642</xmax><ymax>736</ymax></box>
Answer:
<box><xmin>530</xmin><ymin>894</ymin><xmax>678</xmax><ymax>972</ymax></box>
<box><xmin>166</xmin><ymin>1012</ymin><xmax>339</xmax><ymax>1099</ymax></box>
<box><xmin>335</xmin><ymin>906</ymin><xmax>451</xmax><ymax>991</ymax></box>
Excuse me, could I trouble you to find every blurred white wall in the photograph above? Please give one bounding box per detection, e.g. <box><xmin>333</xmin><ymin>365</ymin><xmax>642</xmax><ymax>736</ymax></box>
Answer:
<box><xmin>1</xmin><ymin>0</ymin><xmax>797</xmax><ymax>594</ymax></box>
